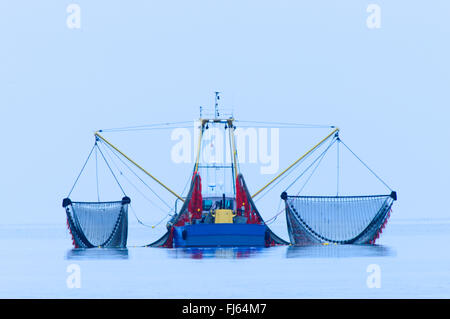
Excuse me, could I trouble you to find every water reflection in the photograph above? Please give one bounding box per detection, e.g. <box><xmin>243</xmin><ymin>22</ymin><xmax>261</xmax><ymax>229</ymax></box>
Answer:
<box><xmin>168</xmin><ymin>247</ymin><xmax>264</xmax><ymax>259</ymax></box>
<box><xmin>64</xmin><ymin>245</ymin><xmax>394</xmax><ymax>260</ymax></box>
<box><xmin>66</xmin><ymin>248</ymin><xmax>129</xmax><ymax>260</ymax></box>
<box><xmin>286</xmin><ymin>244</ymin><xmax>395</xmax><ymax>258</ymax></box>
<box><xmin>167</xmin><ymin>244</ymin><xmax>394</xmax><ymax>259</ymax></box>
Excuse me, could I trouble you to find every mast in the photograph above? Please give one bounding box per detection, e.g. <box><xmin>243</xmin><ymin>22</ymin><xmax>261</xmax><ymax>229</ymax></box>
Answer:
<box><xmin>228</xmin><ymin>118</ymin><xmax>238</xmax><ymax>184</ymax></box>
<box><xmin>194</xmin><ymin>120</ymin><xmax>204</xmax><ymax>173</ymax></box>
<box><xmin>195</xmin><ymin>92</ymin><xmax>237</xmax><ymax>196</ymax></box>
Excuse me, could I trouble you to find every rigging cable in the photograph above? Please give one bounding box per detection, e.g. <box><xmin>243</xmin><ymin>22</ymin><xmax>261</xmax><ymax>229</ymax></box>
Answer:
<box><xmin>265</xmin><ymin>199</ymin><xmax>283</xmax><ymax>225</ymax></box>
<box><xmin>99</xmin><ymin>121</ymin><xmax>194</xmax><ymax>133</ymax></box>
<box><xmin>292</xmin><ymin>138</ymin><xmax>335</xmax><ymax>195</ymax></box>
<box><xmin>253</xmin><ymin>137</ymin><xmax>335</xmax><ymax>202</ymax></box>
<box><xmin>235</xmin><ymin>120</ymin><xmax>334</xmax><ymax>128</ymax></box>
<box><xmin>99</xmin><ymin>125</ymin><xmax>194</xmax><ymax>133</ymax></box>
<box><xmin>67</xmin><ymin>143</ymin><xmax>97</xmax><ymax>198</ymax></box>
<box><xmin>99</xmin><ymin>142</ymin><xmax>171</xmax><ymax>214</ymax></box>
<box><xmin>101</xmin><ymin>149</ymin><xmax>169</xmax><ymax>229</ymax></box>
<box><xmin>284</xmin><ymin>137</ymin><xmax>337</xmax><ymax>192</ymax></box>
<box><xmin>99</xmin><ymin>139</ymin><xmax>173</xmax><ymax>210</ymax></box>
<box><xmin>180</xmin><ymin>174</ymin><xmax>191</xmax><ymax>197</ymax></box>
<box><xmin>337</xmin><ymin>137</ymin><xmax>340</xmax><ymax>196</ymax></box>
<box><xmin>95</xmin><ymin>144</ymin><xmax>100</xmax><ymax>202</ymax></box>
<box><xmin>339</xmin><ymin>139</ymin><xmax>393</xmax><ymax>192</ymax></box>
<box><xmin>264</xmin><ymin>138</ymin><xmax>336</xmax><ymax>225</ymax></box>
<box><xmin>96</xmin><ymin>144</ymin><xmax>126</xmax><ymax>196</ymax></box>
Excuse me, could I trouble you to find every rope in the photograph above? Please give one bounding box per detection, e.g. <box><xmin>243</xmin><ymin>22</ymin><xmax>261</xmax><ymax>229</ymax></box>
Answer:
<box><xmin>265</xmin><ymin>199</ymin><xmax>284</xmax><ymax>225</ymax></box>
<box><xmin>284</xmin><ymin>137</ymin><xmax>337</xmax><ymax>192</ymax></box>
<box><xmin>99</xmin><ymin>121</ymin><xmax>193</xmax><ymax>132</ymax></box>
<box><xmin>180</xmin><ymin>174</ymin><xmax>191</xmax><ymax>197</ymax></box>
<box><xmin>99</xmin><ymin>139</ymin><xmax>173</xmax><ymax>210</ymax></box>
<box><xmin>265</xmin><ymin>209</ymin><xmax>284</xmax><ymax>225</ymax></box>
<box><xmin>95</xmin><ymin>145</ymin><xmax>100</xmax><ymax>202</ymax></box>
<box><xmin>67</xmin><ymin>143</ymin><xmax>97</xmax><ymax>198</ymax></box>
<box><xmin>101</xmin><ymin>120</ymin><xmax>334</xmax><ymax>132</ymax></box>
<box><xmin>96</xmin><ymin>144</ymin><xmax>127</xmax><ymax>196</ymax></box>
<box><xmin>151</xmin><ymin>211</ymin><xmax>173</xmax><ymax>228</ymax></box>
<box><xmin>337</xmin><ymin>138</ymin><xmax>340</xmax><ymax>196</ymax></box>
<box><xmin>339</xmin><ymin>139</ymin><xmax>393</xmax><ymax>192</ymax></box>
<box><xmin>252</xmin><ymin>140</ymin><xmax>323</xmax><ymax>203</ymax></box>
<box><xmin>100</xmin><ymin>125</ymin><xmax>193</xmax><ymax>133</ymax></box>
<box><xmin>235</xmin><ymin>120</ymin><xmax>334</xmax><ymax>129</ymax></box>
<box><xmin>129</xmin><ymin>204</ymin><xmax>170</xmax><ymax>229</ymax></box>
<box><xmin>294</xmin><ymin>140</ymin><xmax>332</xmax><ymax>195</ymax></box>
<box><xmin>99</xmin><ymin>142</ymin><xmax>173</xmax><ymax>229</ymax></box>
<box><xmin>100</xmin><ymin>142</ymin><xmax>171</xmax><ymax>214</ymax></box>
<box><xmin>259</xmin><ymin>139</ymin><xmax>337</xmax><ymax>225</ymax></box>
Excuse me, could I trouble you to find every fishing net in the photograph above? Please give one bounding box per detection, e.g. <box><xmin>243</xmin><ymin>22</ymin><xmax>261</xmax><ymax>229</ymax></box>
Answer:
<box><xmin>284</xmin><ymin>192</ymin><xmax>396</xmax><ymax>245</ymax></box>
<box><xmin>63</xmin><ymin>197</ymin><xmax>129</xmax><ymax>248</ymax></box>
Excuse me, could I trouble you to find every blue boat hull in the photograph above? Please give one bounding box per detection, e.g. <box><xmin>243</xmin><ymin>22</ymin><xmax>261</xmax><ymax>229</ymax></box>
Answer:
<box><xmin>173</xmin><ymin>224</ymin><xmax>267</xmax><ymax>247</ymax></box>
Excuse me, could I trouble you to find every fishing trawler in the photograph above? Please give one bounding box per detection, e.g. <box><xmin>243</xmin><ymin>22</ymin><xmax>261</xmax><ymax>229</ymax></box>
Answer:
<box><xmin>62</xmin><ymin>93</ymin><xmax>396</xmax><ymax>248</ymax></box>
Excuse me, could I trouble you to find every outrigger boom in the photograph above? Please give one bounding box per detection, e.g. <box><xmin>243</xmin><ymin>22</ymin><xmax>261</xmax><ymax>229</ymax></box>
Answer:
<box><xmin>94</xmin><ymin>131</ymin><xmax>185</xmax><ymax>202</ymax></box>
<box><xmin>252</xmin><ymin>127</ymin><xmax>340</xmax><ymax>198</ymax></box>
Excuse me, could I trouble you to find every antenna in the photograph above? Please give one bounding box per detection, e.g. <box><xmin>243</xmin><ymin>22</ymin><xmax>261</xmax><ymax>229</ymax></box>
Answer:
<box><xmin>214</xmin><ymin>92</ymin><xmax>220</xmax><ymax>119</ymax></box>
<box><xmin>199</xmin><ymin>106</ymin><xmax>203</xmax><ymax>118</ymax></box>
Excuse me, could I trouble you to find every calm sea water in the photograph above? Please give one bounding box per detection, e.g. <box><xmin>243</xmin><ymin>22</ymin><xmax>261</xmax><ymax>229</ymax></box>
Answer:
<box><xmin>1</xmin><ymin>219</ymin><xmax>449</xmax><ymax>298</ymax></box>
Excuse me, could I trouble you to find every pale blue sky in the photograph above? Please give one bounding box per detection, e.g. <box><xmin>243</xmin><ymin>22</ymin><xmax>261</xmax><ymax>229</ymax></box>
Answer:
<box><xmin>1</xmin><ymin>1</ymin><xmax>449</xmax><ymax>227</ymax></box>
